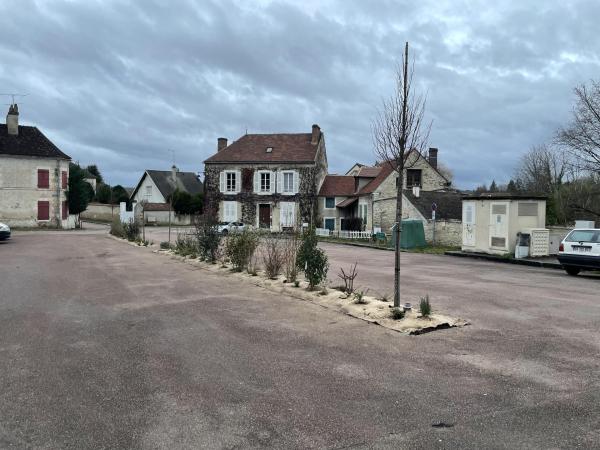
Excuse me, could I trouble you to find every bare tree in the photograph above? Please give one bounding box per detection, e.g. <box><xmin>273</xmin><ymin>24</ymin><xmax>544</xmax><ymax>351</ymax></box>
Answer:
<box><xmin>372</xmin><ymin>42</ymin><xmax>431</xmax><ymax>307</ymax></box>
<box><xmin>514</xmin><ymin>144</ymin><xmax>573</xmax><ymax>194</ymax></box>
<box><xmin>556</xmin><ymin>80</ymin><xmax>600</xmax><ymax>174</ymax></box>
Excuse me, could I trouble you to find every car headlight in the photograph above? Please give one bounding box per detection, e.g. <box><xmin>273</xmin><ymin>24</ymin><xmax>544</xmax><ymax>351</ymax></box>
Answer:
<box><xmin>0</xmin><ymin>224</ymin><xmax>8</xmax><ymax>231</ymax></box>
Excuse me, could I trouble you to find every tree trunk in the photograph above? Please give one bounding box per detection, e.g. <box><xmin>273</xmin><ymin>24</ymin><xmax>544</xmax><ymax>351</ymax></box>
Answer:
<box><xmin>394</xmin><ymin>166</ymin><xmax>404</xmax><ymax>307</ymax></box>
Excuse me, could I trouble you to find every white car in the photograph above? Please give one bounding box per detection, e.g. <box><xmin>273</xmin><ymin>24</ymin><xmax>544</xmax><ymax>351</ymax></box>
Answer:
<box><xmin>0</xmin><ymin>222</ymin><xmax>10</xmax><ymax>241</ymax></box>
<box><xmin>557</xmin><ymin>228</ymin><xmax>600</xmax><ymax>276</ymax></box>
<box><xmin>217</xmin><ymin>221</ymin><xmax>245</xmax><ymax>234</ymax></box>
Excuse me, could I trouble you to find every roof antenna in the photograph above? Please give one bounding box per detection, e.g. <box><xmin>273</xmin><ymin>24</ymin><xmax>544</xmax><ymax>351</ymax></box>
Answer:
<box><xmin>245</xmin><ymin>126</ymin><xmax>248</xmax><ymax>135</ymax></box>
<box><xmin>0</xmin><ymin>93</ymin><xmax>28</xmax><ymax>106</ymax></box>
<box><xmin>168</xmin><ymin>149</ymin><xmax>175</xmax><ymax>166</ymax></box>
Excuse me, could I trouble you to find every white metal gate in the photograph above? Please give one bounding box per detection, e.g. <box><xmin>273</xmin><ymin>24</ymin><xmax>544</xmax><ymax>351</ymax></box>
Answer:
<box><xmin>462</xmin><ymin>201</ymin><xmax>476</xmax><ymax>247</ymax></box>
<box><xmin>489</xmin><ymin>202</ymin><xmax>508</xmax><ymax>250</ymax></box>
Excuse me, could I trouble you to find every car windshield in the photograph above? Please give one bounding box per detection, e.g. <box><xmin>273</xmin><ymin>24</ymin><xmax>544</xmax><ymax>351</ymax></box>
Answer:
<box><xmin>566</xmin><ymin>230</ymin><xmax>600</xmax><ymax>243</ymax></box>
<box><xmin>219</xmin><ymin>222</ymin><xmax>229</xmax><ymax>226</ymax></box>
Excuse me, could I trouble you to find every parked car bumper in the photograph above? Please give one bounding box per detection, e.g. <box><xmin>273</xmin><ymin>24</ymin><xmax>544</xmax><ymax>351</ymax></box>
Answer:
<box><xmin>0</xmin><ymin>230</ymin><xmax>10</xmax><ymax>240</ymax></box>
<box><xmin>557</xmin><ymin>254</ymin><xmax>600</xmax><ymax>270</ymax></box>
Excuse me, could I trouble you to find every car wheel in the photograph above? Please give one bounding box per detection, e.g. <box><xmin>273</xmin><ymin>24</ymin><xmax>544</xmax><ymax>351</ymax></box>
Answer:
<box><xmin>222</xmin><ymin>229</ymin><xmax>228</xmax><ymax>235</ymax></box>
<box><xmin>565</xmin><ymin>267</ymin><xmax>580</xmax><ymax>276</ymax></box>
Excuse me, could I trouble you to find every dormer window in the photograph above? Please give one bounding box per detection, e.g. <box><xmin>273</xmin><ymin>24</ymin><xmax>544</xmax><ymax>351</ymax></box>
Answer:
<box><xmin>266</xmin><ymin>147</ymin><xmax>273</xmax><ymax>153</ymax></box>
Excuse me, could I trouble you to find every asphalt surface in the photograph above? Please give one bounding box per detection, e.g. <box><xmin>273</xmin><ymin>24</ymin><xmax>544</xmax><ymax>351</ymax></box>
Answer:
<box><xmin>1</xmin><ymin>228</ymin><xmax>600</xmax><ymax>449</ymax></box>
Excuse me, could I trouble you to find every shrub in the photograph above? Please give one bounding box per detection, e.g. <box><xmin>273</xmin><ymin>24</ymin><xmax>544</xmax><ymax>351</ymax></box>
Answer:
<box><xmin>262</xmin><ymin>234</ymin><xmax>285</xmax><ymax>279</ymax></box>
<box><xmin>193</xmin><ymin>214</ymin><xmax>222</xmax><ymax>263</ymax></box>
<box><xmin>391</xmin><ymin>307</ymin><xmax>405</xmax><ymax>320</ymax></box>
<box><xmin>420</xmin><ymin>294</ymin><xmax>432</xmax><ymax>317</ymax></box>
<box><xmin>378</xmin><ymin>293</ymin><xmax>390</xmax><ymax>302</ymax></box>
<box><xmin>226</xmin><ymin>229</ymin><xmax>260</xmax><ymax>272</ymax></box>
<box><xmin>337</xmin><ymin>262</ymin><xmax>358</xmax><ymax>295</ymax></box>
<box><xmin>283</xmin><ymin>232</ymin><xmax>300</xmax><ymax>283</ymax></box>
<box><xmin>353</xmin><ymin>289</ymin><xmax>368</xmax><ymax>304</ymax></box>
<box><xmin>160</xmin><ymin>241</ymin><xmax>171</xmax><ymax>250</ymax></box>
<box><xmin>175</xmin><ymin>232</ymin><xmax>197</xmax><ymax>256</ymax></box>
<box><xmin>123</xmin><ymin>221</ymin><xmax>140</xmax><ymax>241</ymax></box>
<box><xmin>293</xmin><ymin>280</ymin><xmax>300</xmax><ymax>288</ymax></box>
<box><xmin>110</xmin><ymin>218</ymin><xmax>125</xmax><ymax>238</ymax></box>
<box><xmin>296</xmin><ymin>227</ymin><xmax>329</xmax><ymax>290</ymax></box>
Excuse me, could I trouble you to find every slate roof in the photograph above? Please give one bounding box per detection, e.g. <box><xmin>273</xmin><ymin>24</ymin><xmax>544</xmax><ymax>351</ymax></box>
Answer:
<box><xmin>462</xmin><ymin>192</ymin><xmax>547</xmax><ymax>200</ymax></box>
<box><xmin>404</xmin><ymin>189</ymin><xmax>463</xmax><ymax>220</ymax></box>
<box><xmin>204</xmin><ymin>133</ymin><xmax>319</xmax><ymax>164</ymax></box>
<box><xmin>0</xmin><ymin>124</ymin><xmax>70</xmax><ymax>159</ymax></box>
<box><xmin>131</xmin><ymin>170</ymin><xmax>204</xmax><ymax>201</ymax></box>
<box><xmin>318</xmin><ymin>175</ymin><xmax>356</xmax><ymax>196</ymax></box>
<box><xmin>142</xmin><ymin>203</ymin><xmax>172</xmax><ymax>212</ymax></box>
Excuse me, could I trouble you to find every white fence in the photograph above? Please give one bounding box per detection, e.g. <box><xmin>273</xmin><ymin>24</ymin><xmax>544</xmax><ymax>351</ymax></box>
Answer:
<box><xmin>316</xmin><ymin>228</ymin><xmax>373</xmax><ymax>239</ymax></box>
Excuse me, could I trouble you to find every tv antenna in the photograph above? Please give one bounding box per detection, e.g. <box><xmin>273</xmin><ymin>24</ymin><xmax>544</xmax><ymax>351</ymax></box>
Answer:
<box><xmin>168</xmin><ymin>149</ymin><xmax>175</xmax><ymax>166</ymax></box>
<box><xmin>0</xmin><ymin>93</ymin><xmax>28</xmax><ymax>105</ymax></box>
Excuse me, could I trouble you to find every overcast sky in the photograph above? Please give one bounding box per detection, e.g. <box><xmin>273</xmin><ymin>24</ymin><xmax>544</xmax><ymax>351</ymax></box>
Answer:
<box><xmin>1</xmin><ymin>0</ymin><xmax>598</xmax><ymax>188</ymax></box>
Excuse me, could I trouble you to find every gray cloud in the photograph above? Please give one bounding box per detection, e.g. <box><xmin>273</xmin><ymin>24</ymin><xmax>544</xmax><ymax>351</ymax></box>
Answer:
<box><xmin>1</xmin><ymin>0</ymin><xmax>599</xmax><ymax>188</ymax></box>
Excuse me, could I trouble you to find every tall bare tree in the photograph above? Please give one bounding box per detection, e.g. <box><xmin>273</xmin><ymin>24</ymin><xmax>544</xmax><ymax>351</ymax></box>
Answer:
<box><xmin>372</xmin><ymin>42</ymin><xmax>431</xmax><ymax>307</ymax></box>
<box><xmin>514</xmin><ymin>144</ymin><xmax>573</xmax><ymax>194</ymax></box>
<box><xmin>557</xmin><ymin>80</ymin><xmax>600</xmax><ymax>173</ymax></box>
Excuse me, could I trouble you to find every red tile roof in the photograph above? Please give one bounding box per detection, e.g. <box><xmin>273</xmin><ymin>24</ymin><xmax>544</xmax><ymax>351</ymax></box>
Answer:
<box><xmin>358</xmin><ymin>161</ymin><xmax>397</xmax><ymax>194</ymax></box>
<box><xmin>318</xmin><ymin>175</ymin><xmax>356</xmax><ymax>196</ymax></box>
<box><xmin>357</xmin><ymin>166</ymin><xmax>381</xmax><ymax>178</ymax></box>
<box><xmin>204</xmin><ymin>133</ymin><xmax>319</xmax><ymax>164</ymax></box>
<box><xmin>142</xmin><ymin>203</ymin><xmax>171</xmax><ymax>211</ymax></box>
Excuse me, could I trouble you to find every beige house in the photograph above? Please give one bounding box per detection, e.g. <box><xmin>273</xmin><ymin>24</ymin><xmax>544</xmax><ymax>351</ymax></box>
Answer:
<box><xmin>203</xmin><ymin>125</ymin><xmax>328</xmax><ymax>230</ymax></box>
<box><xmin>0</xmin><ymin>104</ymin><xmax>73</xmax><ymax>228</ymax></box>
<box><xmin>318</xmin><ymin>148</ymin><xmax>461</xmax><ymax>242</ymax></box>
<box><xmin>461</xmin><ymin>193</ymin><xmax>548</xmax><ymax>255</ymax></box>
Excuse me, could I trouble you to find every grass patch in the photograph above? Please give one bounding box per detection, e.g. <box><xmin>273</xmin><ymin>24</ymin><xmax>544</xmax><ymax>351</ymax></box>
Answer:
<box><xmin>406</xmin><ymin>245</ymin><xmax>460</xmax><ymax>255</ymax></box>
<box><xmin>390</xmin><ymin>307</ymin><xmax>405</xmax><ymax>320</ymax></box>
<box><xmin>420</xmin><ymin>294</ymin><xmax>432</xmax><ymax>317</ymax></box>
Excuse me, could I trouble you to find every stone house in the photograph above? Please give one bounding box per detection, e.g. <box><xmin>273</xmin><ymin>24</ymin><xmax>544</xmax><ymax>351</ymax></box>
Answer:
<box><xmin>317</xmin><ymin>148</ymin><xmax>462</xmax><ymax>244</ymax></box>
<box><xmin>203</xmin><ymin>125</ymin><xmax>328</xmax><ymax>230</ymax></box>
<box><xmin>129</xmin><ymin>165</ymin><xmax>204</xmax><ymax>225</ymax></box>
<box><xmin>0</xmin><ymin>104</ymin><xmax>73</xmax><ymax>228</ymax></box>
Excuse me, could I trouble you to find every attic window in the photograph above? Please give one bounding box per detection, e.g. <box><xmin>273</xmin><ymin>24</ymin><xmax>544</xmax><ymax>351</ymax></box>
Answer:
<box><xmin>266</xmin><ymin>147</ymin><xmax>273</xmax><ymax>153</ymax></box>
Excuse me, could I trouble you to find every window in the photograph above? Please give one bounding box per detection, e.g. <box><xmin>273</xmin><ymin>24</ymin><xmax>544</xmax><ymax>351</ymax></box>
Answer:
<box><xmin>280</xmin><ymin>202</ymin><xmax>295</xmax><ymax>227</ymax></box>
<box><xmin>37</xmin><ymin>169</ymin><xmax>50</xmax><ymax>189</ymax></box>
<box><xmin>406</xmin><ymin>169</ymin><xmax>422</xmax><ymax>188</ymax></box>
<box><xmin>38</xmin><ymin>201</ymin><xmax>50</xmax><ymax>220</ymax></box>
<box><xmin>325</xmin><ymin>197</ymin><xmax>335</xmax><ymax>208</ymax></box>
<box><xmin>566</xmin><ymin>230</ymin><xmax>600</xmax><ymax>243</ymax></box>
<box><xmin>283</xmin><ymin>172</ymin><xmax>294</xmax><ymax>193</ymax></box>
<box><xmin>260</xmin><ymin>172</ymin><xmax>271</xmax><ymax>192</ymax></box>
<box><xmin>145</xmin><ymin>185</ymin><xmax>152</xmax><ymax>200</ymax></box>
<box><xmin>62</xmin><ymin>201</ymin><xmax>68</xmax><ymax>219</ymax></box>
<box><xmin>324</xmin><ymin>218</ymin><xmax>335</xmax><ymax>231</ymax></box>
<box><xmin>226</xmin><ymin>172</ymin><xmax>237</xmax><ymax>192</ymax></box>
<box><xmin>518</xmin><ymin>202</ymin><xmax>538</xmax><ymax>217</ymax></box>
<box><xmin>223</xmin><ymin>201</ymin><xmax>238</xmax><ymax>222</ymax></box>
<box><xmin>62</xmin><ymin>171</ymin><xmax>67</xmax><ymax>190</ymax></box>
<box><xmin>359</xmin><ymin>203</ymin><xmax>368</xmax><ymax>225</ymax></box>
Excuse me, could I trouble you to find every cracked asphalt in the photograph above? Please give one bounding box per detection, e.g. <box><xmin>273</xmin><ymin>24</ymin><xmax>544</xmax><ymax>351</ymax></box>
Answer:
<box><xmin>1</xmin><ymin>228</ymin><xmax>599</xmax><ymax>449</ymax></box>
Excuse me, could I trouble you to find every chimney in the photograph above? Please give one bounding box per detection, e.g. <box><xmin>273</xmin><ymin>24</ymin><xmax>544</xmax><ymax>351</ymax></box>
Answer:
<box><xmin>6</xmin><ymin>104</ymin><xmax>19</xmax><ymax>136</ymax></box>
<box><xmin>217</xmin><ymin>137</ymin><xmax>228</xmax><ymax>152</ymax></box>
<box><xmin>311</xmin><ymin>124</ymin><xmax>321</xmax><ymax>145</ymax></box>
<box><xmin>428</xmin><ymin>147</ymin><xmax>438</xmax><ymax>168</ymax></box>
<box><xmin>171</xmin><ymin>165</ymin><xmax>178</xmax><ymax>182</ymax></box>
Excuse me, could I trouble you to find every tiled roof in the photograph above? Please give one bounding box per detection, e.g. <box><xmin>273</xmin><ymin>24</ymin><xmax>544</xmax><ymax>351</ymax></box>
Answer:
<box><xmin>357</xmin><ymin>166</ymin><xmax>381</xmax><ymax>178</ymax></box>
<box><xmin>142</xmin><ymin>203</ymin><xmax>172</xmax><ymax>211</ymax></box>
<box><xmin>318</xmin><ymin>175</ymin><xmax>356</xmax><ymax>196</ymax></box>
<box><xmin>336</xmin><ymin>197</ymin><xmax>358</xmax><ymax>208</ymax></box>
<box><xmin>205</xmin><ymin>133</ymin><xmax>319</xmax><ymax>164</ymax></box>
<box><xmin>358</xmin><ymin>162</ymin><xmax>397</xmax><ymax>194</ymax></box>
<box><xmin>0</xmin><ymin>124</ymin><xmax>70</xmax><ymax>159</ymax></box>
<box><xmin>404</xmin><ymin>189</ymin><xmax>463</xmax><ymax>220</ymax></box>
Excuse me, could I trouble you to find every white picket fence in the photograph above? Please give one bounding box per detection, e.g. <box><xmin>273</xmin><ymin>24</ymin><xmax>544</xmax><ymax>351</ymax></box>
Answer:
<box><xmin>316</xmin><ymin>228</ymin><xmax>372</xmax><ymax>240</ymax></box>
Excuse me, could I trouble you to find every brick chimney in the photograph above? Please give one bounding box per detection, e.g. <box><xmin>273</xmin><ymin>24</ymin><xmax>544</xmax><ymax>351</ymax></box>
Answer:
<box><xmin>6</xmin><ymin>104</ymin><xmax>18</xmax><ymax>136</ymax></box>
<box><xmin>428</xmin><ymin>147</ymin><xmax>438</xmax><ymax>169</ymax></box>
<box><xmin>311</xmin><ymin>124</ymin><xmax>321</xmax><ymax>145</ymax></box>
<box><xmin>217</xmin><ymin>137</ymin><xmax>228</xmax><ymax>152</ymax></box>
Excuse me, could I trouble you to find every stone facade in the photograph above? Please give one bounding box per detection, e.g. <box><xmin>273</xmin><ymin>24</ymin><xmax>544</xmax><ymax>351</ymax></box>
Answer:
<box><xmin>0</xmin><ymin>155</ymin><xmax>71</xmax><ymax>228</ymax></box>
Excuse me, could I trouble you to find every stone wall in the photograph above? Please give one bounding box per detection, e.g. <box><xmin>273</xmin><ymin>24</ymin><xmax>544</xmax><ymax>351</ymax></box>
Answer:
<box><xmin>424</xmin><ymin>219</ymin><xmax>462</xmax><ymax>247</ymax></box>
<box><xmin>81</xmin><ymin>203</ymin><xmax>118</xmax><ymax>222</ymax></box>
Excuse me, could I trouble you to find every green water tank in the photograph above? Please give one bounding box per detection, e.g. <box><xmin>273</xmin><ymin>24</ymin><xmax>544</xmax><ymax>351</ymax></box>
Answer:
<box><xmin>390</xmin><ymin>219</ymin><xmax>426</xmax><ymax>249</ymax></box>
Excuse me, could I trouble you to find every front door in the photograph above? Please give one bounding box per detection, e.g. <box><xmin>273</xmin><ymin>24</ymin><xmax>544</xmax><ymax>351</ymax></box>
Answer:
<box><xmin>489</xmin><ymin>202</ymin><xmax>509</xmax><ymax>250</ymax></box>
<box><xmin>462</xmin><ymin>201</ymin><xmax>476</xmax><ymax>247</ymax></box>
<box><xmin>259</xmin><ymin>204</ymin><xmax>271</xmax><ymax>229</ymax></box>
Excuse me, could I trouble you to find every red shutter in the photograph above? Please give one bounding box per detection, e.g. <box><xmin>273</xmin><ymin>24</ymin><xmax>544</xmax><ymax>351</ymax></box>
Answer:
<box><xmin>37</xmin><ymin>169</ymin><xmax>50</xmax><ymax>188</ymax></box>
<box><xmin>62</xmin><ymin>171</ymin><xmax>67</xmax><ymax>189</ymax></box>
<box><xmin>38</xmin><ymin>201</ymin><xmax>50</xmax><ymax>220</ymax></box>
<box><xmin>62</xmin><ymin>201</ymin><xmax>68</xmax><ymax>219</ymax></box>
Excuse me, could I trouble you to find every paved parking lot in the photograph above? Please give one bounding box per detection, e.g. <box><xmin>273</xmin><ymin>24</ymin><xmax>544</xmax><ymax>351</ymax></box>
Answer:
<box><xmin>1</xmin><ymin>229</ymin><xmax>600</xmax><ymax>448</ymax></box>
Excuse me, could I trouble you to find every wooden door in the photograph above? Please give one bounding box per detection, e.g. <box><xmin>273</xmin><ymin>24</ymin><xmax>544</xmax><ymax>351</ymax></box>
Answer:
<box><xmin>259</xmin><ymin>204</ymin><xmax>271</xmax><ymax>229</ymax></box>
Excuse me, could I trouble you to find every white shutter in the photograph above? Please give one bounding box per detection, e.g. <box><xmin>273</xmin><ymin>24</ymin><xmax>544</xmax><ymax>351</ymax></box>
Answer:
<box><xmin>254</xmin><ymin>171</ymin><xmax>259</xmax><ymax>193</ymax></box>
<box><xmin>232</xmin><ymin>201</ymin><xmax>238</xmax><ymax>221</ymax></box>
<box><xmin>219</xmin><ymin>171</ymin><xmax>225</xmax><ymax>193</ymax></box>
<box><xmin>277</xmin><ymin>171</ymin><xmax>283</xmax><ymax>193</ymax></box>
<box><xmin>235</xmin><ymin>170</ymin><xmax>241</xmax><ymax>193</ymax></box>
<box><xmin>270</xmin><ymin>171</ymin><xmax>276</xmax><ymax>194</ymax></box>
<box><xmin>293</xmin><ymin>171</ymin><xmax>299</xmax><ymax>194</ymax></box>
<box><xmin>279</xmin><ymin>202</ymin><xmax>286</xmax><ymax>226</ymax></box>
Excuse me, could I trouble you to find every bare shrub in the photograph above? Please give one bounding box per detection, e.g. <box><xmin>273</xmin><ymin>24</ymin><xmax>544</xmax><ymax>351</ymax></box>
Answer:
<box><xmin>262</xmin><ymin>234</ymin><xmax>285</xmax><ymax>279</ymax></box>
<box><xmin>282</xmin><ymin>232</ymin><xmax>301</xmax><ymax>282</ymax></box>
<box><xmin>337</xmin><ymin>262</ymin><xmax>358</xmax><ymax>295</ymax></box>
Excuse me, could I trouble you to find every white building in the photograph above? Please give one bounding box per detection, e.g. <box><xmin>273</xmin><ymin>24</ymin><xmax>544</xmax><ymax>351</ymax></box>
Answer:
<box><xmin>0</xmin><ymin>104</ymin><xmax>73</xmax><ymax>228</ymax></box>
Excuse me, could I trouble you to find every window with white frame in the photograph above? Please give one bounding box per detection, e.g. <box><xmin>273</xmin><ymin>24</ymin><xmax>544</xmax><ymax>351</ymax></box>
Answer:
<box><xmin>325</xmin><ymin>197</ymin><xmax>335</xmax><ymax>209</ymax></box>
<box><xmin>280</xmin><ymin>201</ymin><xmax>295</xmax><ymax>227</ymax></box>
<box><xmin>145</xmin><ymin>185</ymin><xmax>152</xmax><ymax>200</ymax></box>
<box><xmin>260</xmin><ymin>172</ymin><xmax>271</xmax><ymax>192</ymax></box>
<box><xmin>283</xmin><ymin>171</ymin><xmax>294</xmax><ymax>193</ymax></box>
<box><xmin>359</xmin><ymin>203</ymin><xmax>368</xmax><ymax>225</ymax></box>
<box><xmin>222</xmin><ymin>201</ymin><xmax>238</xmax><ymax>222</ymax></box>
<box><xmin>226</xmin><ymin>171</ymin><xmax>237</xmax><ymax>192</ymax></box>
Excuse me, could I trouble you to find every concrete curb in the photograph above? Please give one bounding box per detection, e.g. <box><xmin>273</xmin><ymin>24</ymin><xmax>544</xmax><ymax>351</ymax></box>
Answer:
<box><xmin>445</xmin><ymin>250</ymin><xmax>562</xmax><ymax>270</ymax></box>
